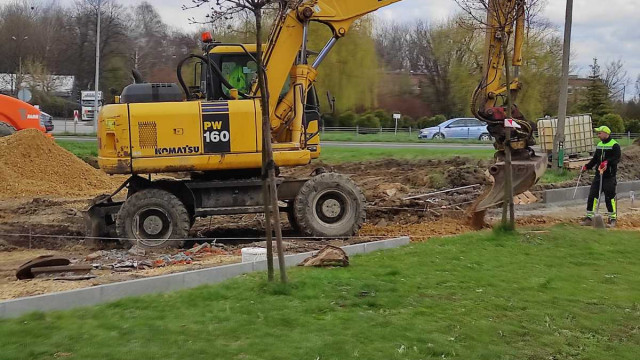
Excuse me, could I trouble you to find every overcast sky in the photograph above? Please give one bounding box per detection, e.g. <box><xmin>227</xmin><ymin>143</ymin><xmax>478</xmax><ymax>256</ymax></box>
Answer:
<box><xmin>14</xmin><ymin>0</ymin><xmax>640</xmax><ymax>96</ymax></box>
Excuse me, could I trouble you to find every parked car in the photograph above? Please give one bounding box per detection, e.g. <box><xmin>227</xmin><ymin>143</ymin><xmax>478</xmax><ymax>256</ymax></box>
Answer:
<box><xmin>418</xmin><ymin>118</ymin><xmax>492</xmax><ymax>141</ymax></box>
<box><xmin>40</xmin><ymin>111</ymin><xmax>54</xmax><ymax>132</ymax></box>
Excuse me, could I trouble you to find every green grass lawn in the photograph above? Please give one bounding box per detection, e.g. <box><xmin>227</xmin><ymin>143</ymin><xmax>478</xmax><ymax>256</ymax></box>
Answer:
<box><xmin>320</xmin><ymin>146</ymin><xmax>494</xmax><ymax>163</ymax></box>
<box><xmin>55</xmin><ymin>140</ymin><xmax>495</xmax><ymax>164</ymax></box>
<box><xmin>540</xmin><ymin>169</ymin><xmax>579</xmax><ymax>185</ymax></box>
<box><xmin>56</xmin><ymin>140</ymin><xmax>98</xmax><ymax>160</ymax></box>
<box><xmin>1</xmin><ymin>225</ymin><xmax>639</xmax><ymax>359</ymax></box>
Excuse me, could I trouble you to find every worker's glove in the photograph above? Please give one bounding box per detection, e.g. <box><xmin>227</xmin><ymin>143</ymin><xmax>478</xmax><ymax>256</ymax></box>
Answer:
<box><xmin>581</xmin><ymin>165</ymin><xmax>588</xmax><ymax>173</ymax></box>
<box><xmin>599</xmin><ymin>160</ymin><xmax>608</xmax><ymax>172</ymax></box>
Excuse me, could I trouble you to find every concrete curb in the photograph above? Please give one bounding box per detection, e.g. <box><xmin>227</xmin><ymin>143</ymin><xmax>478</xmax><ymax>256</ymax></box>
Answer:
<box><xmin>0</xmin><ymin>237</ymin><xmax>410</xmax><ymax>319</ymax></box>
<box><xmin>544</xmin><ymin>180</ymin><xmax>640</xmax><ymax>204</ymax></box>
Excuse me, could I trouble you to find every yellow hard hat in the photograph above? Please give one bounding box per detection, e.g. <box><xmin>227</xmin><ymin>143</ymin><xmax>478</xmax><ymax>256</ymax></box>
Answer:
<box><xmin>595</xmin><ymin>126</ymin><xmax>611</xmax><ymax>134</ymax></box>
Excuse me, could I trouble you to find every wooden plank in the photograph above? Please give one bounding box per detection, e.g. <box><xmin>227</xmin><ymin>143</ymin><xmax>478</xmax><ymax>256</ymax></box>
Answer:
<box><xmin>513</xmin><ymin>191</ymin><xmax>537</xmax><ymax>205</ymax></box>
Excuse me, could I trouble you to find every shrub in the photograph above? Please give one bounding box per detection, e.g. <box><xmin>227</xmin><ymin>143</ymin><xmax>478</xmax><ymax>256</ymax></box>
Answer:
<box><xmin>337</xmin><ymin>111</ymin><xmax>358</xmax><ymax>127</ymax></box>
<box><xmin>31</xmin><ymin>90</ymin><xmax>79</xmax><ymax>118</ymax></box>
<box><xmin>399</xmin><ymin>115</ymin><xmax>415</xmax><ymax>128</ymax></box>
<box><xmin>624</xmin><ymin>118</ymin><xmax>640</xmax><ymax>133</ymax></box>
<box><xmin>356</xmin><ymin>114</ymin><xmax>381</xmax><ymax>128</ymax></box>
<box><xmin>372</xmin><ymin>109</ymin><xmax>393</xmax><ymax>128</ymax></box>
<box><xmin>599</xmin><ymin>113</ymin><xmax>625</xmax><ymax>133</ymax></box>
<box><xmin>416</xmin><ymin>116</ymin><xmax>432</xmax><ymax>129</ymax></box>
<box><xmin>322</xmin><ymin>113</ymin><xmax>338</xmax><ymax>127</ymax></box>
<box><xmin>430</xmin><ymin>114</ymin><xmax>447</xmax><ymax>125</ymax></box>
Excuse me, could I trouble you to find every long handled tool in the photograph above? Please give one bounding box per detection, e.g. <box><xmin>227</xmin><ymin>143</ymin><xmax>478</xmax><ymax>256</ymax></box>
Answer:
<box><xmin>593</xmin><ymin>168</ymin><xmax>607</xmax><ymax>229</ymax></box>
<box><xmin>572</xmin><ymin>171</ymin><xmax>583</xmax><ymax>199</ymax></box>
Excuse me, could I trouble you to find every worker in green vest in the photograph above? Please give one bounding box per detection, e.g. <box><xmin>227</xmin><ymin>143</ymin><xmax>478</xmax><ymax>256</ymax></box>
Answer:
<box><xmin>227</xmin><ymin>64</ymin><xmax>248</xmax><ymax>94</ymax></box>
<box><xmin>580</xmin><ymin>126</ymin><xmax>621</xmax><ymax>228</ymax></box>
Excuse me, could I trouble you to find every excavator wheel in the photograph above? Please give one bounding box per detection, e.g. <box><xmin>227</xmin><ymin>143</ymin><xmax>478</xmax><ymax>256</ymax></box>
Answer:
<box><xmin>0</xmin><ymin>122</ymin><xmax>17</xmax><ymax>137</ymax></box>
<box><xmin>293</xmin><ymin>173</ymin><xmax>366</xmax><ymax>238</ymax></box>
<box><xmin>116</xmin><ymin>188</ymin><xmax>190</xmax><ymax>249</ymax></box>
<box><xmin>286</xmin><ymin>205</ymin><xmax>302</xmax><ymax>233</ymax></box>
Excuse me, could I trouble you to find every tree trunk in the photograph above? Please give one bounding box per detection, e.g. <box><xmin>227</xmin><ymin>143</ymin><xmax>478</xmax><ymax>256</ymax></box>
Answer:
<box><xmin>502</xmin><ymin>31</ymin><xmax>515</xmax><ymax>230</ymax></box>
<box><xmin>255</xmin><ymin>9</ymin><xmax>287</xmax><ymax>283</ymax></box>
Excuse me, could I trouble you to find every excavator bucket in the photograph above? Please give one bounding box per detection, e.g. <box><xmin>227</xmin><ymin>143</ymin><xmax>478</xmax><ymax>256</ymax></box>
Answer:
<box><xmin>471</xmin><ymin>153</ymin><xmax>547</xmax><ymax>221</ymax></box>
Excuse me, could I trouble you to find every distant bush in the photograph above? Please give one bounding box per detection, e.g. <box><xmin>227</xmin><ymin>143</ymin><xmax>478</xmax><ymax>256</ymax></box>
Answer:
<box><xmin>430</xmin><ymin>114</ymin><xmax>447</xmax><ymax>125</ymax></box>
<box><xmin>338</xmin><ymin>111</ymin><xmax>358</xmax><ymax>127</ymax></box>
<box><xmin>31</xmin><ymin>90</ymin><xmax>79</xmax><ymax>118</ymax></box>
<box><xmin>600</xmin><ymin>113</ymin><xmax>625</xmax><ymax>133</ymax></box>
<box><xmin>399</xmin><ymin>115</ymin><xmax>415</xmax><ymax>128</ymax></box>
<box><xmin>322</xmin><ymin>113</ymin><xmax>338</xmax><ymax>127</ymax></box>
<box><xmin>372</xmin><ymin>109</ymin><xmax>393</xmax><ymax>128</ymax></box>
<box><xmin>624</xmin><ymin>118</ymin><xmax>640</xmax><ymax>133</ymax></box>
<box><xmin>416</xmin><ymin>114</ymin><xmax>446</xmax><ymax>129</ymax></box>
<box><xmin>356</xmin><ymin>114</ymin><xmax>380</xmax><ymax>128</ymax></box>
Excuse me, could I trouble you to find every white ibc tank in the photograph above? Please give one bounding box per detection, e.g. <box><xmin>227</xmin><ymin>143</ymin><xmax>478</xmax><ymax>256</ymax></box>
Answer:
<box><xmin>537</xmin><ymin>114</ymin><xmax>595</xmax><ymax>156</ymax></box>
<box><xmin>241</xmin><ymin>247</ymin><xmax>267</xmax><ymax>263</ymax></box>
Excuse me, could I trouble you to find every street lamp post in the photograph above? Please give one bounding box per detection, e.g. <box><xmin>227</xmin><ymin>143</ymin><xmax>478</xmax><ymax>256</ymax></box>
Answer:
<box><xmin>93</xmin><ymin>0</ymin><xmax>102</xmax><ymax>133</ymax></box>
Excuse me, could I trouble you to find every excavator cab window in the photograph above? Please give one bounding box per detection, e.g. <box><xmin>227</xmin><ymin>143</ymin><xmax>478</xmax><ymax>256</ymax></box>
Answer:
<box><xmin>220</xmin><ymin>56</ymin><xmax>258</xmax><ymax>96</ymax></box>
<box><xmin>206</xmin><ymin>52</ymin><xmax>258</xmax><ymax>100</ymax></box>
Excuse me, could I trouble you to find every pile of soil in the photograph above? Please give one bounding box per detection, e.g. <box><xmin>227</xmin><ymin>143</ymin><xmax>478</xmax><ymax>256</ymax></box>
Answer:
<box><xmin>0</xmin><ymin>130</ymin><xmax>121</xmax><ymax>198</ymax></box>
<box><xmin>617</xmin><ymin>141</ymin><xmax>640</xmax><ymax>181</ymax></box>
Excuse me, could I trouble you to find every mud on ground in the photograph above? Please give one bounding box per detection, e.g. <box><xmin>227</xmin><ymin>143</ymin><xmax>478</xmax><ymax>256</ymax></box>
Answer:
<box><xmin>1</xmin><ymin>147</ymin><xmax>639</xmax><ymax>301</ymax></box>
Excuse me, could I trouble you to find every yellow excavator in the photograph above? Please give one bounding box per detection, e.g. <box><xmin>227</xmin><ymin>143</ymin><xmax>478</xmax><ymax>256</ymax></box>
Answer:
<box><xmin>87</xmin><ymin>0</ymin><xmax>545</xmax><ymax>247</ymax></box>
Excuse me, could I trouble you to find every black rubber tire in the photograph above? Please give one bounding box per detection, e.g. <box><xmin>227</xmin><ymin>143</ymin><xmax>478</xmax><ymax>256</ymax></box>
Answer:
<box><xmin>432</xmin><ymin>132</ymin><xmax>445</xmax><ymax>140</ymax></box>
<box><xmin>293</xmin><ymin>173</ymin><xmax>366</xmax><ymax>238</ymax></box>
<box><xmin>116</xmin><ymin>188</ymin><xmax>190</xmax><ymax>249</ymax></box>
<box><xmin>0</xmin><ymin>122</ymin><xmax>17</xmax><ymax>137</ymax></box>
<box><xmin>287</xmin><ymin>207</ymin><xmax>301</xmax><ymax>233</ymax></box>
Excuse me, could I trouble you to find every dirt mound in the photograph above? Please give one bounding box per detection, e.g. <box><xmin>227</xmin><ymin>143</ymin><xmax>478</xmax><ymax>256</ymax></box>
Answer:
<box><xmin>445</xmin><ymin>165</ymin><xmax>489</xmax><ymax>187</ymax></box>
<box><xmin>618</xmin><ymin>144</ymin><xmax>640</xmax><ymax>181</ymax></box>
<box><xmin>0</xmin><ymin>130</ymin><xmax>121</xmax><ymax>198</ymax></box>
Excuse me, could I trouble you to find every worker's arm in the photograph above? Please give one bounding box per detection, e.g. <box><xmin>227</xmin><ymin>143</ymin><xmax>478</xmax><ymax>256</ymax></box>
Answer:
<box><xmin>584</xmin><ymin>149</ymin><xmax>600</xmax><ymax>171</ymax></box>
<box><xmin>608</xmin><ymin>143</ymin><xmax>622</xmax><ymax>167</ymax></box>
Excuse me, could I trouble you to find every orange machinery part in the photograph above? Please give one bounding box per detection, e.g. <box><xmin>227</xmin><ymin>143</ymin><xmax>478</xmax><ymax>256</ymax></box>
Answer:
<box><xmin>0</xmin><ymin>94</ymin><xmax>48</xmax><ymax>134</ymax></box>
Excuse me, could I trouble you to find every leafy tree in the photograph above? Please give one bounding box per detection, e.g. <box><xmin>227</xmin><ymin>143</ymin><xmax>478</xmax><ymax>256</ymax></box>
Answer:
<box><xmin>579</xmin><ymin>58</ymin><xmax>613</xmax><ymax>125</ymax></box>
<box><xmin>600</xmin><ymin>113</ymin><xmax>625</xmax><ymax>133</ymax></box>
<box><xmin>308</xmin><ymin>17</ymin><xmax>379</xmax><ymax>113</ymax></box>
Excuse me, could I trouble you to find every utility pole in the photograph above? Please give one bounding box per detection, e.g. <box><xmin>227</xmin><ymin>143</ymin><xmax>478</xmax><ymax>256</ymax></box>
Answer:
<box><xmin>552</xmin><ymin>0</ymin><xmax>573</xmax><ymax>170</ymax></box>
<box><xmin>93</xmin><ymin>0</ymin><xmax>102</xmax><ymax>133</ymax></box>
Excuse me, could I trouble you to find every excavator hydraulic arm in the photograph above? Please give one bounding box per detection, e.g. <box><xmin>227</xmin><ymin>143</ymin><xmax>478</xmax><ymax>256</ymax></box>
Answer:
<box><xmin>258</xmin><ymin>0</ymin><xmax>402</xmax><ymax>146</ymax></box>
<box><xmin>470</xmin><ymin>0</ymin><xmax>547</xmax><ymax>216</ymax></box>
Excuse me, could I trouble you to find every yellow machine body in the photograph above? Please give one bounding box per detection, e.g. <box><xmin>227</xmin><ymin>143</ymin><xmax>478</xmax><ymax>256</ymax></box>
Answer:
<box><xmin>98</xmin><ymin>98</ymin><xmax>314</xmax><ymax>174</ymax></box>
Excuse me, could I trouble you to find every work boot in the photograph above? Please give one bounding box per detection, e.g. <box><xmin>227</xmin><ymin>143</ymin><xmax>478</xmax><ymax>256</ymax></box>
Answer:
<box><xmin>608</xmin><ymin>219</ymin><xmax>617</xmax><ymax>228</ymax></box>
<box><xmin>580</xmin><ymin>217</ymin><xmax>593</xmax><ymax>226</ymax></box>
